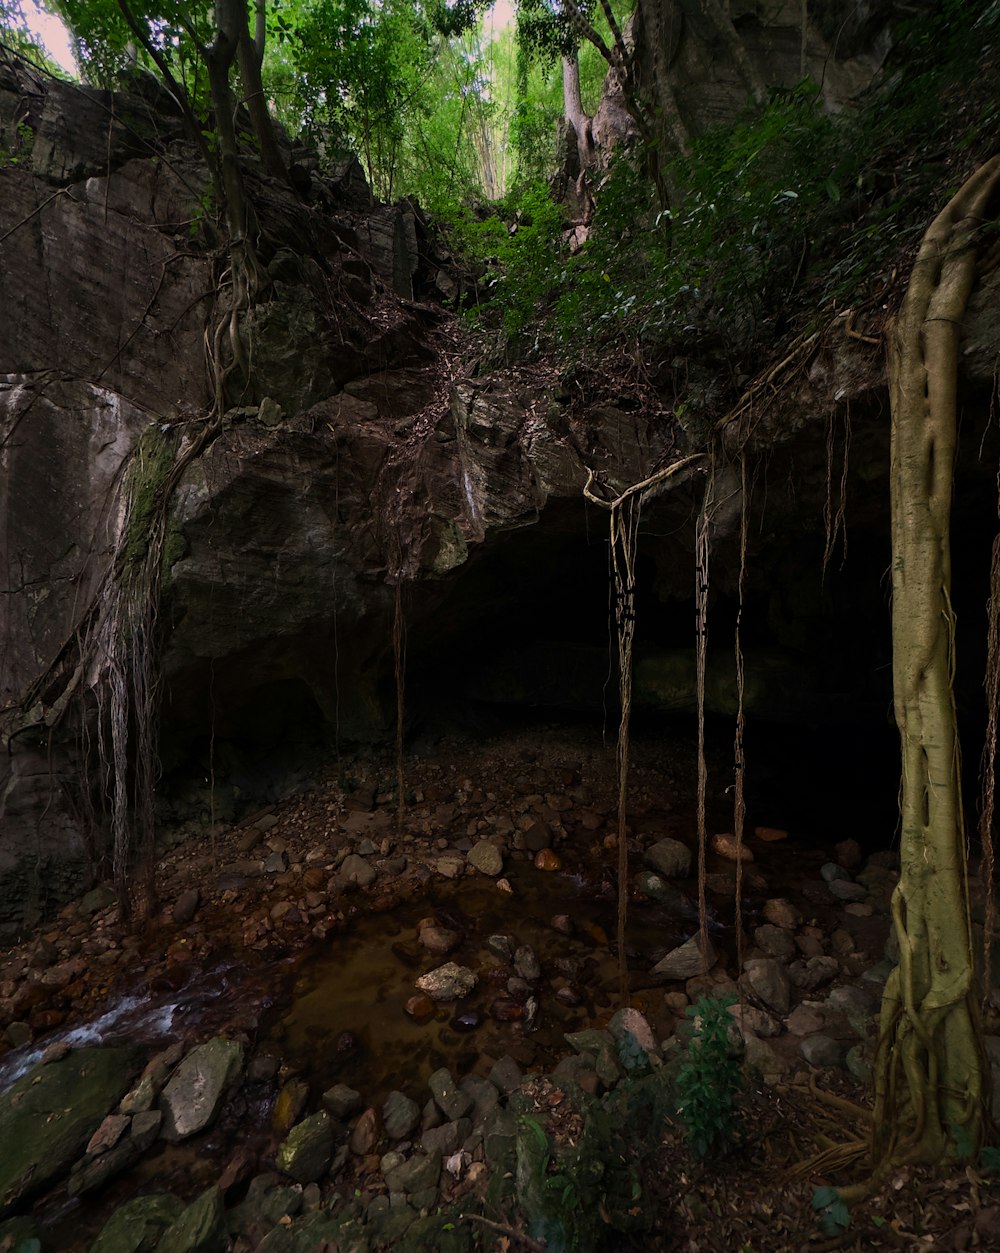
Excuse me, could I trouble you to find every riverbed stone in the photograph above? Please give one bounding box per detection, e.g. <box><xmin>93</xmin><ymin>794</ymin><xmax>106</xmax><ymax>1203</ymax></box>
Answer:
<box><xmin>762</xmin><ymin>898</ymin><xmax>801</xmax><ymax>929</ymax></box>
<box><xmin>416</xmin><ymin>962</ymin><xmax>477</xmax><ymax>1001</ymax></box>
<box><xmin>157</xmin><ymin>1186</ymin><xmax>225</xmax><ymax>1253</ymax></box>
<box><xmin>159</xmin><ymin>1037</ymin><xmax>245</xmax><ymax>1142</ymax></box>
<box><xmin>828</xmin><ymin>878</ymin><xmax>868</xmax><ymax>903</ymax></box>
<box><xmin>800</xmin><ymin>1034</ymin><xmax>845</xmax><ymax>1068</ymax></box>
<box><xmin>514</xmin><ymin>945</ymin><xmax>541</xmax><ymax>981</ymax></box>
<box><xmin>383</xmin><ymin>1090</ymin><xmax>420</xmax><ymax>1140</ymax></box>
<box><xmin>467</xmin><ymin>840</ymin><xmax>503</xmax><ymax>876</ymax></box>
<box><xmin>349</xmin><ymin>1106</ymin><xmax>381</xmax><ymax>1155</ymax></box>
<box><xmin>89</xmin><ymin>1193</ymin><xmax>186</xmax><ymax>1253</ymax></box>
<box><xmin>609</xmin><ymin>1007</ymin><xmax>658</xmax><ymax>1055</ymax></box>
<box><xmin>172</xmin><ymin>888</ymin><xmax>201</xmax><ymax>925</ymax></box>
<box><xmin>644</xmin><ymin>838</ymin><xmax>691</xmax><ymax>878</ymax></box>
<box><xmin>651</xmin><ymin>934</ymin><xmax>715</xmax><ymax>981</ymax></box>
<box><xmin>488</xmin><ymin>1055</ymin><xmax>523</xmax><ymax>1095</ymax></box>
<box><xmin>385</xmin><ymin>1150</ymin><xmax>441</xmax><ymax>1196</ymax></box>
<box><xmin>321</xmin><ymin>1083</ymin><xmax>363</xmax><ymax>1119</ymax></box>
<box><xmin>340</xmin><ymin>854</ymin><xmax>377</xmax><ymax>887</ymax></box>
<box><xmin>0</xmin><ymin>1044</ymin><xmax>139</xmax><ymax>1217</ymax></box>
<box><xmin>742</xmin><ymin>958</ymin><xmax>792</xmax><ymax>1016</ymax></box>
<box><xmin>277</xmin><ymin>1110</ymin><xmax>333</xmax><ymax>1183</ymax></box>
<box><xmin>429</xmin><ymin>1068</ymin><xmax>473</xmax><ymax>1119</ymax></box>
<box><xmin>754</xmin><ymin>924</ymin><xmax>796</xmax><ymax>961</ymax></box>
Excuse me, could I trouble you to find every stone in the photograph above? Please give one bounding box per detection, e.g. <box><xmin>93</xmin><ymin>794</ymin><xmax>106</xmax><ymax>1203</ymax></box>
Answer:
<box><xmin>277</xmin><ymin>1111</ymin><xmax>333</xmax><ymax>1183</ymax></box>
<box><xmin>710</xmin><ymin>833</ymin><xmax>753</xmax><ymax>862</ymax></box>
<box><xmin>786</xmin><ymin>1005</ymin><xmax>825</xmax><ymax>1036</ymax></box>
<box><xmin>651</xmin><ymin>934</ymin><xmax>715</xmax><ymax>981</ymax></box>
<box><xmin>321</xmin><ymin>1083</ymin><xmax>363</xmax><ymax>1119</ymax></box>
<box><xmin>789</xmin><ymin>955</ymin><xmax>840</xmax><ymax>991</ymax></box>
<box><xmin>820</xmin><ymin>862</ymin><xmax>850</xmax><ymax>883</ymax></box>
<box><xmin>828</xmin><ymin>879</ymin><xmax>868</xmax><ymax>902</ymax></box>
<box><xmin>608</xmin><ymin>1007</ymin><xmax>658</xmax><ymax>1055</ymax></box>
<box><xmin>172</xmin><ymin>888</ymin><xmax>201</xmax><ymax>925</ymax></box>
<box><xmin>743</xmin><ymin>1035</ymin><xmax>789</xmax><ymax>1077</ymax></box>
<box><xmin>416</xmin><ymin>963</ymin><xmax>477</xmax><ymax>1001</ymax></box>
<box><xmin>834</xmin><ymin>838</ymin><xmax>863</xmax><ymax>869</ymax></box>
<box><xmin>742</xmin><ymin>958</ymin><xmax>792</xmax><ymax>1016</ymax></box>
<box><xmin>467</xmin><ymin>841</ymin><xmax>503</xmax><ymax>876</ymax></box>
<box><xmin>800</xmin><ymin>1034</ymin><xmax>845</xmax><ymax>1068</ymax></box>
<box><xmin>417</xmin><ymin>923</ymin><xmax>460</xmax><ymax>955</ymax></box>
<box><xmin>644</xmin><ymin>838</ymin><xmax>691</xmax><ymax>878</ymax></box>
<box><xmin>404</xmin><ymin>994</ymin><xmax>435</xmax><ymax>1021</ymax></box>
<box><xmin>634</xmin><ymin>870</ymin><xmax>692</xmax><ymax>911</ymax></box>
<box><xmin>429</xmin><ymin>1068</ymin><xmax>473</xmax><ymax>1120</ymax></box>
<box><xmin>0</xmin><ymin>1045</ymin><xmax>138</xmax><ymax>1217</ymax></box>
<box><xmin>522</xmin><ymin>820</ymin><xmax>551</xmax><ymax>852</ymax></box>
<box><xmin>421</xmin><ymin>1120</ymin><xmax>469</xmax><ymax>1157</ymax></box>
<box><xmin>485</xmin><ymin>934</ymin><xmax>515</xmax><ymax>963</ymax></box>
<box><xmin>762</xmin><ymin>898</ymin><xmax>802</xmax><ymax>929</ymax></box>
<box><xmin>86</xmin><ymin>1113</ymin><xmax>131</xmax><ymax>1156</ymax></box>
<box><xmin>383</xmin><ymin>1090</ymin><xmax>420</xmax><ymax>1140</ymax></box>
<box><xmin>488</xmin><ymin>1055</ymin><xmax>523</xmax><ymax>1095</ymax></box>
<box><xmin>514</xmin><ymin>946</ymin><xmax>541</xmax><ymax>981</ymax></box>
<box><xmin>349</xmin><ymin>1107</ymin><xmax>381</xmax><ymax>1155</ymax></box>
<box><xmin>846</xmin><ymin>1042</ymin><xmax>873</xmax><ymax>1083</ymax></box>
<box><xmin>157</xmin><ymin>1186</ymin><xmax>225</xmax><ymax>1253</ymax></box>
<box><xmin>89</xmin><ymin>1193</ymin><xmax>186</xmax><ymax>1253</ymax></box>
<box><xmin>754</xmin><ymin>924</ymin><xmax>796</xmax><ymax>961</ymax></box>
<box><xmin>159</xmin><ymin>1038</ymin><xmax>245</xmax><ymax>1142</ymax></box>
<box><xmin>533</xmin><ymin>849</ymin><xmax>562</xmax><ymax>871</ymax></box>
<box><xmin>385</xmin><ymin>1150</ymin><xmax>441</xmax><ymax>1197</ymax></box>
<box><xmin>80</xmin><ymin>884</ymin><xmax>117</xmax><ymax>915</ymax></box>
<box><xmin>727</xmin><ymin>1003</ymin><xmax>781</xmax><ymax>1038</ymax></box>
<box><xmin>272</xmin><ymin>1078</ymin><xmax>310</xmax><ymax>1135</ymax></box>
<box><xmin>340</xmin><ymin>854</ymin><xmax>377</xmax><ymax>887</ymax></box>
<box><xmin>753</xmin><ymin>826</ymin><xmax>788</xmax><ymax>842</ymax></box>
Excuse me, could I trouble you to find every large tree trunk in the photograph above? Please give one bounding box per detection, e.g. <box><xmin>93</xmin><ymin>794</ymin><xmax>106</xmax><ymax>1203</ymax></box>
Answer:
<box><xmin>236</xmin><ymin>0</ymin><xmax>293</xmax><ymax>187</ymax></box>
<box><xmin>562</xmin><ymin>53</ymin><xmax>595</xmax><ymax>171</ymax></box>
<box><xmin>873</xmin><ymin>156</ymin><xmax>1000</xmax><ymax>1167</ymax></box>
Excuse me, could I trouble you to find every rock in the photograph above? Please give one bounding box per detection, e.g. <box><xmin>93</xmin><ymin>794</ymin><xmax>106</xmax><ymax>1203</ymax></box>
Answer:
<box><xmin>422</xmin><ymin>1120</ymin><xmax>469</xmax><ymax>1158</ymax></box>
<box><xmin>741</xmin><ymin>958</ymin><xmax>792</xmax><ymax>1016</ymax></box>
<box><xmin>172</xmin><ymin>888</ymin><xmax>201</xmax><ymax>925</ymax></box>
<box><xmin>485</xmin><ymin>934</ymin><xmax>515</xmax><ymax>962</ymax></box>
<box><xmin>404</xmin><ymin>994</ymin><xmax>435</xmax><ymax>1021</ymax></box>
<box><xmin>663</xmin><ymin>991</ymin><xmax>689</xmax><ymax>1015</ymax></box>
<box><xmin>846</xmin><ymin>1042</ymin><xmax>873</xmax><ymax>1083</ymax></box>
<box><xmin>514</xmin><ymin>946</ymin><xmax>541</xmax><ymax>981</ymax></box>
<box><xmin>89</xmin><ymin>1193</ymin><xmax>186</xmax><ymax>1253</ymax></box>
<box><xmin>608</xmin><ymin>1008</ymin><xmax>658</xmax><ymax>1055</ymax></box>
<box><xmin>321</xmin><ymin>1084</ymin><xmax>363</xmax><ymax>1119</ymax></box>
<box><xmin>383</xmin><ymin>1091</ymin><xmax>420</xmax><ymax>1140</ymax></box>
<box><xmin>522</xmin><ymin>820</ymin><xmax>551</xmax><ymax>852</ymax></box>
<box><xmin>157</xmin><ymin>1186</ymin><xmax>225</xmax><ymax>1253</ymax></box>
<box><xmin>429</xmin><ymin>1069</ymin><xmax>472</xmax><ymax>1120</ymax></box>
<box><xmin>828</xmin><ymin>879</ymin><xmax>868</xmax><ymax>902</ymax></box>
<box><xmin>272</xmin><ymin>1078</ymin><xmax>310</xmax><ymax>1135</ymax></box>
<box><xmin>416</xmin><ymin>963</ymin><xmax>477</xmax><ymax>1002</ymax></box>
<box><xmin>644</xmin><ymin>838</ymin><xmax>691</xmax><ymax>878</ymax></box>
<box><xmin>417</xmin><ymin>923</ymin><xmax>460</xmax><ymax>955</ymax></box>
<box><xmin>488</xmin><ymin>1055</ymin><xmax>523</xmax><ymax>1095</ymax></box>
<box><xmin>449</xmin><ymin>1010</ymin><xmax>481</xmax><ymax>1032</ymax></box>
<box><xmin>754</xmin><ymin>924</ymin><xmax>796</xmax><ymax>961</ymax></box>
<box><xmin>3</xmin><ymin>1021</ymin><xmax>31</xmax><ymax>1048</ymax></box>
<box><xmin>385</xmin><ymin>1150</ymin><xmax>441</xmax><ymax>1197</ymax></box>
<box><xmin>349</xmin><ymin>1107</ymin><xmax>380</xmax><ymax>1155</ymax></box>
<box><xmin>789</xmin><ymin>955</ymin><xmax>840</xmax><ymax>991</ymax></box>
<box><xmin>634</xmin><ymin>870</ymin><xmax>692</xmax><ymax>911</ymax></box>
<box><xmin>533</xmin><ymin>849</ymin><xmax>562</xmax><ymax>871</ymax></box>
<box><xmin>80</xmin><ymin>884</ymin><xmax>117</xmax><ymax>916</ymax></box>
<box><xmin>277</xmin><ymin>1111</ymin><xmax>333</xmax><ymax>1183</ymax></box>
<box><xmin>0</xmin><ymin>1045</ymin><xmax>138</xmax><ymax>1217</ymax></box>
<box><xmin>762</xmin><ymin>898</ymin><xmax>801</xmax><ymax>930</ymax></box>
<box><xmin>753</xmin><ymin>826</ymin><xmax>788</xmax><ymax>842</ymax></box>
<box><xmin>651</xmin><ymin>934</ymin><xmax>715</xmax><ymax>981</ymax></box>
<box><xmin>467</xmin><ymin>841</ymin><xmax>503</xmax><ymax>876</ymax></box>
<box><xmin>834</xmin><ymin>838</ymin><xmax>863</xmax><ymax>869</ymax></box>
<box><xmin>800</xmin><ymin>1034</ymin><xmax>845</xmax><ymax>1068</ymax></box>
<box><xmin>551</xmin><ymin>914</ymin><xmax>572</xmax><ymax>934</ymax></box>
<box><xmin>710</xmin><ymin>833</ymin><xmax>753</xmax><ymax>862</ymax></box>
<box><xmin>786</xmin><ymin>1004</ymin><xmax>826</xmax><ymax>1036</ymax></box>
<box><xmin>743</xmin><ymin>1035</ymin><xmax>789</xmax><ymax>1077</ymax></box>
<box><xmin>727</xmin><ymin>1003</ymin><xmax>781</xmax><ymax>1038</ymax></box>
<box><xmin>86</xmin><ymin>1113</ymin><xmax>131</xmax><ymax>1156</ymax></box>
<box><xmin>159</xmin><ymin>1038</ymin><xmax>245</xmax><ymax>1142</ymax></box>
<box><xmin>820</xmin><ymin>862</ymin><xmax>850</xmax><ymax>883</ymax></box>
<box><xmin>340</xmin><ymin>854</ymin><xmax>377</xmax><ymax>887</ymax></box>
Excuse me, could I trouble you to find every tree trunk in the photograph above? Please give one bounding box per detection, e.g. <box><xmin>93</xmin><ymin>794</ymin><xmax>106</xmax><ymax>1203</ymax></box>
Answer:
<box><xmin>562</xmin><ymin>53</ymin><xmax>595</xmax><ymax>171</ymax></box>
<box><xmin>873</xmin><ymin>155</ymin><xmax>1000</xmax><ymax>1167</ymax></box>
<box><xmin>236</xmin><ymin>0</ymin><xmax>294</xmax><ymax>187</ymax></box>
<box><xmin>694</xmin><ymin>0</ymin><xmax>766</xmax><ymax>105</ymax></box>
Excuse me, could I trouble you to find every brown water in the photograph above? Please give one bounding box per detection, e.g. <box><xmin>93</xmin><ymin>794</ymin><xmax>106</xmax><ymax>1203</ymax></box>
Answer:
<box><xmin>264</xmin><ymin>862</ymin><xmax>695</xmax><ymax>1102</ymax></box>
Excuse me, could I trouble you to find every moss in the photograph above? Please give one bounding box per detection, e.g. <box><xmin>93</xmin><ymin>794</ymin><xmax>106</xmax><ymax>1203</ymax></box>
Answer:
<box><xmin>122</xmin><ymin>425</ymin><xmax>177</xmax><ymax>573</ymax></box>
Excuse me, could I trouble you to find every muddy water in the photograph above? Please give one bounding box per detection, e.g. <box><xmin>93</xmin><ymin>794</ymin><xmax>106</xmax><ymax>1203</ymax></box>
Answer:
<box><xmin>265</xmin><ymin>863</ymin><xmax>692</xmax><ymax>1100</ymax></box>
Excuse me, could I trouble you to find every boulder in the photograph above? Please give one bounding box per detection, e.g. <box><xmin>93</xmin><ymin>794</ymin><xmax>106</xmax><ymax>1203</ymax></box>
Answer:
<box><xmin>157</xmin><ymin>1187</ymin><xmax>226</xmax><ymax>1253</ymax></box>
<box><xmin>741</xmin><ymin>958</ymin><xmax>792</xmax><ymax>1016</ymax></box>
<box><xmin>159</xmin><ymin>1038</ymin><xmax>245</xmax><ymax>1142</ymax></box>
<box><xmin>276</xmin><ymin>1111</ymin><xmax>333</xmax><ymax>1184</ymax></box>
<box><xmin>650</xmin><ymin>934</ymin><xmax>715</xmax><ymax>981</ymax></box>
<box><xmin>89</xmin><ymin>1193</ymin><xmax>186</xmax><ymax>1253</ymax></box>
<box><xmin>467</xmin><ymin>841</ymin><xmax>503</xmax><ymax>876</ymax></box>
<box><xmin>416</xmin><ymin>963</ymin><xmax>477</xmax><ymax>1002</ymax></box>
<box><xmin>644</xmin><ymin>838</ymin><xmax>691</xmax><ymax>878</ymax></box>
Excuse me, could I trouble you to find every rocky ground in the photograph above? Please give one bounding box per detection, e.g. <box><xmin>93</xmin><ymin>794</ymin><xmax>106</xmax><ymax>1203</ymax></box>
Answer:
<box><xmin>1</xmin><ymin>721</ymin><xmax>999</xmax><ymax>1251</ymax></box>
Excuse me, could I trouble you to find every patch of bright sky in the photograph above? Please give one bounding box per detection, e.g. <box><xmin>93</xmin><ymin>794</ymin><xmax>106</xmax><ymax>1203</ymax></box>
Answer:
<box><xmin>22</xmin><ymin>1</ymin><xmax>77</xmax><ymax>75</ymax></box>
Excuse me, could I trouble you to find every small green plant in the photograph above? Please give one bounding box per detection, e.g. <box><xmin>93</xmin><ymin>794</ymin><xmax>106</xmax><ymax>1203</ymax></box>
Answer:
<box><xmin>674</xmin><ymin>994</ymin><xmax>744</xmax><ymax>1159</ymax></box>
<box><xmin>812</xmin><ymin>1186</ymin><xmax>851</xmax><ymax>1238</ymax></box>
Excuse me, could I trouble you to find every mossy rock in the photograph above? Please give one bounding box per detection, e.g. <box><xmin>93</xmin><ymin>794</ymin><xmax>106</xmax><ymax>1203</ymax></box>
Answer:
<box><xmin>88</xmin><ymin>1194</ymin><xmax>185</xmax><ymax>1253</ymax></box>
<box><xmin>255</xmin><ymin>1212</ymin><xmax>367</xmax><ymax>1252</ymax></box>
<box><xmin>0</xmin><ymin>1046</ymin><xmax>140</xmax><ymax>1217</ymax></box>
<box><xmin>156</xmin><ymin>1187</ymin><xmax>225</xmax><ymax>1253</ymax></box>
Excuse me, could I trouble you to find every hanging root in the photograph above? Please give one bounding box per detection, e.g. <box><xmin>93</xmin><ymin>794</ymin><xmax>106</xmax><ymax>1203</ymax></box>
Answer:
<box><xmin>393</xmin><ymin>581</ymin><xmax>407</xmax><ymax>832</ymax></box>
<box><xmin>733</xmin><ymin>453</ymin><xmax>749</xmax><ymax>974</ymax></box>
<box><xmin>695</xmin><ymin>477</ymin><xmax>712</xmax><ymax>963</ymax></box>
<box><xmin>821</xmin><ymin>403</ymin><xmax>851</xmax><ymax>581</ymax></box>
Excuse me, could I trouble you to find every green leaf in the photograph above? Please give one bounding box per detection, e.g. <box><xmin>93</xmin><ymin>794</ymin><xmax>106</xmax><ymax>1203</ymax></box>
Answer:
<box><xmin>812</xmin><ymin>1186</ymin><xmax>839</xmax><ymax>1211</ymax></box>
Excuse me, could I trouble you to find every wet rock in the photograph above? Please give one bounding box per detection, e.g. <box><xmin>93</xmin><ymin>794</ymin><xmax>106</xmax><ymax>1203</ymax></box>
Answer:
<box><xmin>349</xmin><ymin>1106</ymin><xmax>381</xmax><ymax>1155</ymax></box>
<box><xmin>340</xmin><ymin>854</ymin><xmax>377</xmax><ymax>887</ymax></box>
<box><xmin>488</xmin><ymin>1055</ymin><xmax>523</xmax><ymax>1095</ymax></box>
<box><xmin>404</xmin><ymin>993</ymin><xmax>436</xmax><ymax>1021</ymax></box>
<box><xmin>762</xmin><ymin>898</ymin><xmax>801</xmax><ymax>930</ymax></box>
<box><xmin>449</xmin><ymin>1010</ymin><xmax>481</xmax><ymax>1032</ymax></box>
<box><xmin>489</xmin><ymin>997</ymin><xmax>524</xmax><ymax>1022</ymax></box>
<box><xmin>383</xmin><ymin>1090</ymin><xmax>420</xmax><ymax>1140</ymax></box>
<box><xmin>644</xmin><ymin>838</ymin><xmax>691</xmax><ymax>878</ymax></box>
<box><xmin>86</xmin><ymin>1113</ymin><xmax>131</xmax><ymax>1156</ymax></box>
<box><xmin>522</xmin><ymin>820</ymin><xmax>551</xmax><ymax>852</ymax></box>
<box><xmin>485</xmin><ymin>934</ymin><xmax>515</xmax><ymax>963</ymax></box>
<box><xmin>271</xmin><ymin>1078</ymin><xmax>310</xmax><ymax>1135</ymax></box>
<box><xmin>429</xmin><ymin>1068</ymin><xmax>472</xmax><ymax>1120</ymax></box>
<box><xmin>634</xmin><ymin>870</ymin><xmax>691</xmax><ymax>910</ymax></box>
<box><xmin>828</xmin><ymin>878</ymin><xmax>867</xmax><ymax>903</ymax></box>
<box><xmin>0</xmin><ymin>1045</ymin><xmax>138</xmax><ymax>1217</ymax></box>
<box><xmin>416</xmin><ymin>963</ymin><xmax>477</xmax><ymax>1002</ymax></box>
<box><xmin>385</xmin><ymin>1150</ymin><xmax>441</xmax><ymax>1197</ymax></box>
<box><xmin>159</xmin><ymin>1038</ymin><xmax>245</xmax><ymax>1143</ymax></box>
<box><xmin>248</xmin><ymin>1054</ymin><xmax>280</xmax><ymax>1083</ymax></box>
<box><xmin>789</xmin><ymin>955</ymin><xmax>840</xmax><ymax>991</ymax></box>
<box><xmin>820</xmin><ymin>862</ymin><xmax>850</xmax><ymax>883</ymax></box>
<box><xmin>711</xmin><ymin>833</ymin><xmax>753</xmax><ymax>862</ymax></box>
<box><xmin>514</xmin><ymin>946</ymin><xmax>541</xmax><ymax>981</ymax></box>
<box><xmin>467</xmin><ymin>840</ymin><xmax>503</xmax><ymax>876</ymax></box>
<box><xmin>834</xmin><ymin>839</ymin><xmax>863</xmax><ymax>869</ymax></box>
<box><xmin>727</xmin><ymin>1003</ymin><xmax>781</xmax><ymax>1038</ymax></box>
<box><xmin>80</xmin><ymin>884</ymin><xmax>117</xmax><ymax>916</ymax></box>
<box><xmin>418</xmin><ymin>922</ymin><xmax>460</xmax><ymax>955</ymax></box>
<box><xmin>786</xmin><ymin>1005</ymin><xmax>825</xmax><ymax>1036</ymax></box>
<box><xmin>754</xmin><ymin>924</ymin><xmax>796</xmax><ymax>961</ymax></box>
<box><xmin>157</xmin><ymin>1186</ymin><xmax>225</xmax><ymax>1253</ymax></box>
<box><xmin>533</xmin><ymin>848</ymin><xmax>562</xmax><ymax>871</ymax></box>
<box><xmin>89</xmin><ymin>1193</ymin><xmax>186</xmax><ymax>1253</ymax></box>
<box><xmin>609</xmin><ymin>1007</ymin><xmax>658</xmax><ymax>1055</ymax></box>
<box><xmin>172</xmin><ymin>889</ymin><xmax>201</xmax><ymax>925</ymax></box>
<box><xmin>321</xmin><ymin>1083</ymin><xmax>363</xmax><ymax>1119</ymax></box>
<box><xmin>743</xmin><ymin>1035</ymin><xmax>790</xmax><ymax>1078</ymax></box>
<box><xmin>753</xmin><ymin>826</ymin><xmax>788</xmax><ymax>842</ymax></box>
<box><xmin>3</xmin><ymin>1021</ymin><xmax>31</xmax><ymax>1048</ymax></box>
<box><xmin>277</xmin><ymin>1110</ymin><xmax>333</xmax><ymax>1183</ymax></box>
<box><xmin>651</xmin><ymin>934</ymin><xmax>715</xmax><ymax>981</ymax></box>
<box><xmin>551</xmin><ymin>914</ymin><xmax>572</xmax><ymax>934</ymax></box>
<box><xmin>422</xmin><ymin>1120</ymin><xmax>469</xmax><ymax>1157</ymax></box>
<box><xmin>741</xmin><ymin>958</ymin><xmax>792</xmax><ymax>1016</ymax></box>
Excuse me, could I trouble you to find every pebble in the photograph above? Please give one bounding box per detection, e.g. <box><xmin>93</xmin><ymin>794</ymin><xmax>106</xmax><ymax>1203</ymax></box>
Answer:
<box><xmin>762</xmin><ymin>898</ymin><xmax>801</xmax><ymax>930</ymax></box>
<box><xmin>404</xmin><ymin>994</ymin><xmax>435</xmax><ymax>1022</ymax></box>
<box><xmin>710</xmin><ymin>833</ymin><xmax>754</xmax><ymax>862</ymax></box>
<box><xmin>172</xmin><ymin>889</ymin><xmax>200</xmax><ymax>925</ymax></box>
<box><xmin>415</xmin><ymin>963</ymin><xmax>478</xmax><ymax>1001</ymax></box>
<box><xmin>349</xmin><ymin>1107</ymin><xmax>381</xmax><ymax>1155</ymax></box>
<box><xmin>754</xmin><ymin>826</ymin><xmax>788</xmax><ymax>842</ymax></box>
<box><xmin>644</xmin><ymin>838</ymin><xmax>691</xmax><ymax>878</ymax></box>
<box><xmin>800</xmin><ymin>1034</ymin><xmax>845</xmax><ymax>1068</ymax></box>
<box><xmin>467</xmin><ymin>841</ymin><xmax>503</xmax><ymax>876</ymax></box>
<box><xmin>533</xmin><ymin>849</ymin><xmax>562</xmax><ymax>871</ymax></box>
<box><xmin>551</xmin><ymin>914</ymin><xmax>573</xmax><ymax>934</ymax></box>
<box><xmin>417</xmin><ymin>922</ymin><xmax>460</xmax><ymax>955</ymax></box>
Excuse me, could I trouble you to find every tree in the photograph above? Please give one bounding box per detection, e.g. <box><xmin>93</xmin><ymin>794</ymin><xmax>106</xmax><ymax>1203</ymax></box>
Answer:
<box><xmin>873</xmin><ymin>155</ymin><xmax>1000</xmax><ymax>1166</ymax></box>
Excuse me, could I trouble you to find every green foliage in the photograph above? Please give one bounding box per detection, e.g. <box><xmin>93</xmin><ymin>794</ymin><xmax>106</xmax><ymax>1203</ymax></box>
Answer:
<box><xmin>673</xmin><ymin>995</ymin><xmax>744</xmax><ymax>1160</ymax></box>
<box><xmin>980</xmin><ymin>1146</ymin><xmax>1000</xmax><ymax>1171</ymax></box>
<box><xmin>812</xmin><ymin>1186</ymin><xmax>851</xmax><ymax>1238</ymax></box>
<box><xmin>515</xmin><ymin>1068</ymin><xmax>673</xmax><ymax>1250</ymax></box>
<box><xmin>0</xmin><ymin>117</ymin><xmax>33</xmax><ymax>166</ymax></box>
